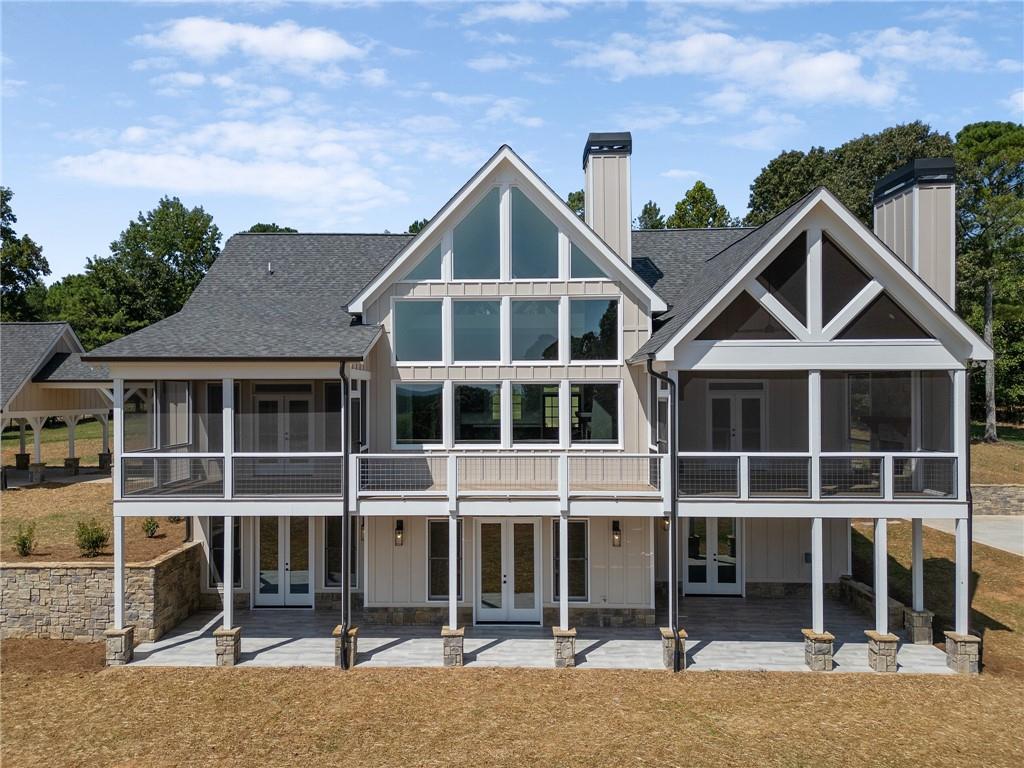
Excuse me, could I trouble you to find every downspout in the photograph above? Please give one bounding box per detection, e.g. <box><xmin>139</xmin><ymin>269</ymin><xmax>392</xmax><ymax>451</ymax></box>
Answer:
<box><xmin>340</xmin><ymin>361</ymin><xmax>352</xmax><ymax>655</ymax></box>
<box><xmin>646</xmin><ymin>358</ymin><xmax>680</xmax><ymax>672</ymax></box>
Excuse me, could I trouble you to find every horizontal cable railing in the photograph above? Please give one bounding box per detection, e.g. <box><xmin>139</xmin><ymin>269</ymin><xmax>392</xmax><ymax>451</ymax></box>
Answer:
<box><xmin>122</xmin><ymin>456</ymin><xmax>225</xmax><ymax>498</ymax></box>
<box><xmin>459</xmin><ymin>454</ymin><xmax>558</xmax><ymax>494</ymax></box>
<box><xmin>678</xmin><ymin>456</ymin><xmax>739</xmax><ymax>498</ymax></box>
<box><xmin>357</xmin><ymin>454</ymin><xmax>448</xmax><ymax>494</ymax></box>
<box><xmin>233</xmin><ymin>456</ymin><xmax>344</xmax><ymax>497</ymax></box>
<box><xmin>568</xmin><ymin>454</ymin><xmax>661</xmax><ymax>495</ymax></box>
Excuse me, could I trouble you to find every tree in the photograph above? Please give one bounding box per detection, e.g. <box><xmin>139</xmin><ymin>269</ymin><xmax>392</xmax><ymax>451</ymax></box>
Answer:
<box><xmin>407</xmin><ymin>219</ymin><xmax>428</xmax><ymax>234</ymax></box>
<box><xmin>247</xmin><ymin>223</ymin><xmax>297</xmax><ymax>233</ymax></box>
<box><xmin>567</xmin><ymin>189</ymin><xmax>584</xmax><ymax>219</ymax></box>
<box><xmin>1</xmin><ymin>187</ymin><xmax>51</xmax><ymax>320</ymax></box>
<box><xmin>955</xmin><ymin>121</ymin><xmax>1024</xmax><ymax>440</ymax></box>
<box><xmin>666</xmin><ymin>181</ymin><xmax>732</xmax><ymax>228</ymax></box>
<box><xmin>635</xmin><ymin>200</ymin><xmax>665</xmax><ymax>229</ymax></box>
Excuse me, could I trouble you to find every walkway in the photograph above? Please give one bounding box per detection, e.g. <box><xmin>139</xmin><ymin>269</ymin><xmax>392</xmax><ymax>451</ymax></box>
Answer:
<box><xmin>925</xmin><ymin>516</ymin><xmax>1024</xmax><ymax>557</ymax></box>
<box><xmin>131</xmin><ymin>596</ymin><xmax>951</xmax><ymax>673</ymax></box>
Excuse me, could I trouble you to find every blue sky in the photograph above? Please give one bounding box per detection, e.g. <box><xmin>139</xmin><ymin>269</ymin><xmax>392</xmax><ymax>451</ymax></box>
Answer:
<box><xmin>2</xmin><ymin>1</ymin><xmax>1022</xmax><ymax>282</ymax></box>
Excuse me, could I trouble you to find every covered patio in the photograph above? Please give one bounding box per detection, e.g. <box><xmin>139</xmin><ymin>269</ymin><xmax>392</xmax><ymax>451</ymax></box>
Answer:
<box><xmin>130</xmin><ymin>597</ymin><xmax>951</xmax><ymax>673</ymax></box>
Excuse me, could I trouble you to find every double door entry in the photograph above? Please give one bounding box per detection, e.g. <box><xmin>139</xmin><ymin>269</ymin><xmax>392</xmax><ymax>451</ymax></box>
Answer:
<box><xmin>683</xmin><ymin>517</ymin><xmax>742</xmax><ymax>595</ymax></box>
<box><xmin>254</xmin><ymin>516</ymin><xmax>314</xmax><ymax>607</ymax></box>
<box><xmin>475</xmin><ymin>519</ymin><xmax>542</xmax><ymax>623</ymax></box>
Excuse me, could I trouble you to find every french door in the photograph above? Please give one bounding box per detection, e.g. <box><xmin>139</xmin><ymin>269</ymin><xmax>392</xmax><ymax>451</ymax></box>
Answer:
<box><xmin>253</xmin><ymin>394</ymin><xmax>314</xmax><ymax>475</ymax></box>
<box><xmin>683</xmin><ymin>517</ymin><xmax>742</xmax><ymax>595</ymax></box>
<box><xmin>254</xmin><ymin>516</ymin><xmax>314</xmax><ymax>607</ymax></box>
<box><xmin>708</xmin><ymin>388</ymin><xmax>765</xmax><ymax>452</ymax></box>
<box><xmin>475</xmin><ymin>519</ymin><xmax>542</xmax><ymax>623</ymax></box>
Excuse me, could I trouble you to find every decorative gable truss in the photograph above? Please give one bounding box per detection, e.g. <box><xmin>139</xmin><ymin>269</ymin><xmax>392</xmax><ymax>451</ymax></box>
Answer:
<box><xmin>661</xmin><ymin>189</ymin><xmax>991</xmax><ymax>370</ymax></box>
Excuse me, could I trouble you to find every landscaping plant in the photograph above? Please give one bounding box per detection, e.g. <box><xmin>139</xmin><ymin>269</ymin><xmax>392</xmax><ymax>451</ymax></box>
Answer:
<box><xmin>75</xmin><ymin>519</ymin><xmax>109</xmax><ymax>557</ymax></box>
<box><xmin>142</xmin><ymin>516</ymin><xmax>160</xmax><ymax>538</ymax></box>
<box><xmin>12</xmin><ymin>523</ymin><xmax>36</xmax><ymax>557</ymax></box>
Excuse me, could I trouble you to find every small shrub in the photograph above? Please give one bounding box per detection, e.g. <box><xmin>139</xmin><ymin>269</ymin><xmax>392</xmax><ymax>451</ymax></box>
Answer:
<box><xmin>142</xmin><ymin>517</ymin><xmax>160</xmax><ymax>538</ymax></box>
<box><xmin>12</xmin><ymin>523</ymin><xmax>36</xmax><ymax>557</ymax></box>
<box><xmin>75</xmin><ymin>519</ymin><xmax>110</xmax><ymax>557</ymax></box>
<box><xmin>167</xmin><ymin>516</ymin><xmax>183</xmax><ymax>524</ymax></box>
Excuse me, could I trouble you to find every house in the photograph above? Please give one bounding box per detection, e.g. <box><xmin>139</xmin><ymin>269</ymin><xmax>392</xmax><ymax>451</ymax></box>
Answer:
<box><xmin>82</xmin><ymin>134</ymin><xmax>990</xmax><ymax>672</ymax></box>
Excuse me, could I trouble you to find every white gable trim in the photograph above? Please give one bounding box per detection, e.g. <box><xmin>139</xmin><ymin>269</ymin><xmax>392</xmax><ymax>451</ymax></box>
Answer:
<box><xmin>348</xmin><ymin>146</ymin><xmax>666</xmax><ymax>315</ymax></box>
<box><xmin>654</xmin><ymin>189</ymin><xmax>991</xmax><ymax>363</ymax></box>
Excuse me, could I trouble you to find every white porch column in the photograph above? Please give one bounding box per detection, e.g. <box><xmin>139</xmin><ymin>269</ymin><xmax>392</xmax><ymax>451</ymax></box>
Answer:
<box><xmin>65</xmin><ymin>415</ymin><xmax>80</xmax><ymax>458</ymax></box>
<box><xmin>912</xmin><ymin>518</ymin><xmax>924</xmax><ymax>611</ymax></box>
<box><xmin>811</xmin><ymin>516</ymin><xmax>824</xmax><ymax>634</ymax></box>
<box><xmin>953</xmin><ymin>369</ymin><xmax>967</xmax><ymax>500</ymax></box>
<box><xmin>30</xmin><ymin>417</ymin><xmax>44</xmax><ymax>463</ymax></box>
<box><xmin>113</xmin><ymin>515</ymin><xmax>125</xmax><ymax>629</ymax></box>
<box><xmin>808</xmin><ymin>370</ymin><xmax>821</xmax><ymax>500</ymax></box>
<box><xmin>874</xmin><ymin>517</ymin><xmax>888</xmax><ymax>635</ymax></box>
<box><xmin>112</xmin><ymin>379</ymin><xmax>124</xmax><ymax>501</ymax></box>
<box><xmin>223</xmin><ymin>515</ymin><xmax>234</xmax><ymax>629</ymax></box>
<box><xmin>667</xmin><ymin>517</ymin><xmax>678</xmax><ymax>630</ymax></box>
<box><xmin>448</xmin><ymin>513</ymin><xmax>458</xmax><ymax>628</ymax></box>
<box><xmin>222</xmin><ymin>378</ymin><xmax>234</xmax><ymax>500</ymax></box>
<box><xmin>559</xmin><ymin>513</ymin><xmax>569</xmax><ymax>630</ymax></box>
<box><xmin>955</xmin><ymin>517</ymin><xmax>969</xmax><ymax>635</ymax></box>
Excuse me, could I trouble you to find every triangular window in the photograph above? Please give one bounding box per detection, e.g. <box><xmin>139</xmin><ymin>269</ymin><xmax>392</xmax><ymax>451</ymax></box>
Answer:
<box><xmin>696</xmin><ymin>291</ymin><xmax>796</xmax><ymax>340</ymax></box>
<box><xmin>570</xmin><ymin>243</ymin><xmax>608</xmax><ymax>279</ymax></box>
<box><xmin>836</xmin><ymin>292</ymin><xmax>930</xmax><ymax>339</ymax></box>
<box><xmin>756</xmin><ymin>232</ymin><xmax>806</xmax><ymax>325</ymax></box>
<box><xmin>822</xmin><ymin>235</ymin><xmax>870</xmax><ymax>324</ymax></box>
<box><xmin>453</xmin><ymin>187</ymin><xmax>500</xmax><ymax>280</ymax></box>
<box><xmin>403</xmin><ymin>242</ymin><xmax>443</xmax><ymax>281</ymax></box>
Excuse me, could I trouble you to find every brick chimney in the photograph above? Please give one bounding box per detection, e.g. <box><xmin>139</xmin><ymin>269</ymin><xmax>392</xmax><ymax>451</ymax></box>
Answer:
<box><xmin>583</xmin><ymin>132</ymin><xmax>632</xmax><ymax>263</ymax></box>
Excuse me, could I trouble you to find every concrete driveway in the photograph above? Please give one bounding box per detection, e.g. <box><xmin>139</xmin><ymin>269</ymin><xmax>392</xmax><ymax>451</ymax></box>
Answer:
<box><xmin>925</xmin><ymin>516</ymin><xmax>1024</xmax><ymax>557</ymax></box>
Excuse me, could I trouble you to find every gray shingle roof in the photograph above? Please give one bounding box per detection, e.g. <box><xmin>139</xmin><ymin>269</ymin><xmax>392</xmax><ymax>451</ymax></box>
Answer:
<box><xmin>1</xmin><ymin>322</ymin><xmax>72</xmax><ymax>408</ymax></box>
<box><xmin>631</xmin><ymin>190</ymin><xmax>817</xmax><ymax>360</ymax></box>
<box><xmin>85</xmin><ymin>233</ymin><xmax>412</xmax><ymax>361</ymax></box>
<box><xmin>33</xmin><ymin>352</ymin><xmax>110</xmax><ymax>383</ymax></box>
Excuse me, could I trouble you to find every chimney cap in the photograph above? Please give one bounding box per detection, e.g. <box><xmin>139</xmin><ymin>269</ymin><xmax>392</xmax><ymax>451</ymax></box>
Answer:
<box><xmin>583</xmin><ymin>131</ymin><xmax>632</xmax><ymax>170</ymax></box>
<box><xmin>873</xmin><ymin>157</ymin><xmax>955</xmax><ymax>203</ymax></box>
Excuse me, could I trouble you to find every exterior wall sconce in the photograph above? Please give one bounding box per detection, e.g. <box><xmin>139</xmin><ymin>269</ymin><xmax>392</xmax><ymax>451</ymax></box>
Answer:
<box><xmin>394</xmin><ymin>519</ymin><xmax>404</xmax><ymax>547</ymax></box>
<box><xmin>662</xmin><ymin>517</ymin><xmax>670</xmax><ymax>532</ymax></box>
<box><xmin>612</xmin><ymin>520</ymin><xmax>622</xmax><ymax>547</ymax></box>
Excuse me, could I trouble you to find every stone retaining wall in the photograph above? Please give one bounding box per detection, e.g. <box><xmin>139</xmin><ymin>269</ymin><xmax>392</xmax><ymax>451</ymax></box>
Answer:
<box><xmin>971</xmin><ymin>485</ymin><xmax>1024</xmax><ymax>516</ymax></box>
<box><xmin>0</xmin><ymin>541</ymin><xmax>201</xmax><ymax>642</ymax></box>
<box><xmin>837</xmin><ymin>575</ymin><xmax>905</xmax><ymax>630</ymax></box>
<box><xmin>542</xmin><ymin>606</ymin><xmax>656</xmax><ymax>627</ymax></box>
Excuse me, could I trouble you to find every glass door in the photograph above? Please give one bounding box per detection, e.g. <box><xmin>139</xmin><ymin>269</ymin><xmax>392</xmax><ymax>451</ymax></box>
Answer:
<box><xmin>475</xmin><ymin>519</ymin><xmax>541</xmax><ymax>623</ymax></box>
<box><xmin>682</xmin><ymin>517</ymin><xmax>742</xmax><ymax>595</ymax></box>
<box><xmin>253</xmin><ymin>516</ymin><xmax>314</xmax><ymax>607</ymax></box>
<box><xmin>284</xmin><ymin>396</ymin><xmax>313</xmax><ymax>476</ymax></box>
<box><xmin>284</xmin><ymin>516</ymin><xmax>312</xmax><ymax>602</ymax></box>
<box><xmin>255</xmin><ymin>516</ymin><xmax>283</xmax><ymax>606</ymax></box>
<box><xmin>708</xmin><ymin>391</ymin><xmax>764</xmax><ymax>452</ymax></box>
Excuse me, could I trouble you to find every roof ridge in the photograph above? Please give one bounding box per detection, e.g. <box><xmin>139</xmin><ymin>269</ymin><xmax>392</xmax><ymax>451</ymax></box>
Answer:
<box><xmin>0</xmin><ymin>320</ymin><xmax>68</xmax><ymax>325</ymax></box>
<box><xmin>232</xmin><ymin>232</ymin><xmax>414</xmax><ymax>237</ymax></box>
<box><xmin>634</xmin><ymin>226</ymin><xmax>756</xmax><ymax>233</ymax></box>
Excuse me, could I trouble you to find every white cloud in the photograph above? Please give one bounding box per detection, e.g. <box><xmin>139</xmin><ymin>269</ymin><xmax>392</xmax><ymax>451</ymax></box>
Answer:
<box><xmin>462</xmin><ymin>2</ymin><xmax>569</xmax><ymax>26</ymax></box>
<box><xmin>399</xmin><ymin>114</ymin><xmax>460</xmax><ymax>134</ymax></box>
<box><xmin>612</xmin><ymin>105</ymin><xmax>714</xmax><ymax>131</ymax></box>
<box><xmin>465</xmin><ymin>30</ymin><xmax>519</xmax><ymax>45</ymax></box>
<box><xmin>431</xmin><ymin>90</ymin><xmax>490</xmax><ymax>107</ymax></box>
<box><xmin>568</xmin><ymin>30</ymin><xmax>900</xmax><ymax>107</ymax></box>
<box><xmin>467</xmin><ymin>53</ymin><xmax>532</xmax><ymax>72</ymax></box>
<box><xmin>724</xmin><ymin>109</ymin><xmax>803</xmax><ymax>152</ymax></box>
<box><xmin>661</xmin><ymin>169</ymin><xmax>701</xmax><ymax>180</ymax></box>
<box><xmin>1002</xmin><ymin>88</ymin><xmax>1024</xmax><ymax>117</ymax></box>
<box><xmin>703</xmin><ymin>86</ymin><xmax>749</xmax><ymax>115</ymax></box>
<box><xmin>855</xmin><ymin>27</ymin><xmax>986</xmax><ymax>71</ymax></box>
<box><xmin>910</xmin><ymin>5</ymin><xmax>977</xmax><ymax>22</ymax></box>
<box><xmin>482</xmin><ymin>97</ymin><xmax>543</xmax><ymax>127</ymax></box>
<box><xmin>997</xmin><ymin>58</ymin><xmax>1022</xmax><ymax>74</ymax></box>
<box><xmin>130</xmin><ymin>56</ymin><xmax>176</xmax><ymax>72</ymax></box>
<box><xmin>2</xmin><ymin>79</ymin><xmax>27</xmax><ymax>97</ymax></box>
<box><xmin>120</xmin><ymin>126</ymin><xmax>155</xmax><ymax>144</ymax></box>
<box><xmin>358</xmin><ymin>68</ymin><xmax>392</xmax><ymax>87</ymax></box>
<box><xmin>136</xmin><ymin>17</ymin><xmax>366</xmax><ymax>66</ymax></box>
<box><xmin>150</xmin><ymin>71</ymin><xmax>206</xmax><ymax>96</ymax></box>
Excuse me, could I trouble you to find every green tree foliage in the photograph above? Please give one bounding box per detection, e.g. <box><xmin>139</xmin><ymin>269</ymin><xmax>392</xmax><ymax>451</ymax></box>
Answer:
<box><xmin>567</xmin><ymin>189</ymin><xmax>584</xmax><ymax>219</ymax></box>
<box><xmin>955</xmin><ymin>121</ymin><xmax>1024</xmax><ymax>435</ymax></box>
<box><xmin>635</xmin><ymin>200</ymin><xmax>665</xmax><ymax>229</ymax></box>
<box><xmin>46</xmin><ymin>197</ymin><xmax>221</xmax><ymax>349</ymax></box>
<box><xmin>407</xmin><ymin>218</ymin><xmax>429</xmax><ymax>234</ymax></box>
<box><xmin>247</xmin><ymin>223</ymin><xmax>297</xmax><ymax>233</ymax></box>
<box><xmin>666</xmin><ymin>181</ymin><xmax>732</xmax><ymax>228</ymax></box>
<box><xmin>746</xmin><ymin>122</ymin><xmax>954</xmax><ymax>226</ymax></box>
<box><xmin>1</xmin><ymin>187</ymin><xmax>51</xmax><ymax>320</ymax></box>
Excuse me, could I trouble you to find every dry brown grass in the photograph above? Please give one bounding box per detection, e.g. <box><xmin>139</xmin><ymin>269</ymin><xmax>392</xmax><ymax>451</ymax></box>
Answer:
<box><xmin>0</xmin><ymin>480</ymin><xmax>185</xmax><ymax>562</ymax></box>
<box><xmin>970</xmin><ymin>439</ymin><xmax>1024</xmax><ymax>484</ymax></box>
<box><xmin>0</xmin><ymin>655</ymin><xmax>1020</xmax><ymax>768</ymax></box>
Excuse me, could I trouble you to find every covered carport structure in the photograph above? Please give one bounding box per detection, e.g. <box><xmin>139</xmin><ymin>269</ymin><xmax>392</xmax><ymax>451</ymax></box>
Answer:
<box><xmin>1</xmin><ymin>322</ymin><xmax>111</xmax><ymax>482</ymax></box>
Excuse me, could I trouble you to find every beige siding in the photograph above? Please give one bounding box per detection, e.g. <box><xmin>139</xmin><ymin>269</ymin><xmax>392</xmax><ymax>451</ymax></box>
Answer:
<box><xmin>5</xmin><ymin>382</ymin><xmax>108</xmax><ymax>414</ymax></box>
<box><xmin>917</xmin><ymin>184</ymin><xmax>955</xmax><ymax>305</ymax></box>
<box><xmin>743</xmin><ymin>518</ymin><xmax>848</xmax><ymax>583</ymax></box>
<box><xmin>584</xmin><ymin>153</ymin><xmax>631</xmax><ymax>263</ymax></box>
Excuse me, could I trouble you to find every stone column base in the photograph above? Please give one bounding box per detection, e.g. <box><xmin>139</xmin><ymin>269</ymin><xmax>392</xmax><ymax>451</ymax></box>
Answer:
<box><xmin>553</xmin><ymin>627</ymin><xmax>577</xmax><ymax>668</ymax></box>
<box><xmin>29</xmin><ymin>463</ymin><xmax>46</xmax><ymax>483</ymax></box>
<box><xmin>903</xmin><ymin>608</ymin><xmax>934</xmax><ymax>645</ymax></box>
<box><xmin>802</xmin><ymin>629</ymin><xmax>835</xmax><ymax>671</ymax></box>
<box><xmin>104</xmin><ymin>626</ymin><xmax>135</xmax><ymax>666</ymax></box>
<box><xmin>214</xmin><ymin>626</ymin><xmax>241</xmax><ymax>667</ymax></box>
<box><xmin>944</xmin><ymin>631</ymin><xmax>981</xmax><ymax>675</ymax></box>
<box><xmin>865</xmin><ymin>630</ymin><xmax>899</xmax><ymax>672</ymax></box>
<box><xmin>442</xmin><ymin>625</ymin><xmax>465</xmax><ymax>667</ymax></box>
<box><xmin>98</xmin><ymin>452</ymin><xmax>112</xmax><ymax>470</ymax></box>
<box><xmin>332</xmin><ymin>625</ymin><xmax>359</xmax><ymax>669</ymax></box>
<box><xmin>660</xmin><ymin>627</ymin><xmax>687</xmax><ymax>670</ymax></box>
<box><xmin>15</xmin><ymin>453</ymin><xmax>30</xmax><ymax>470</ymax></box>
<box><xmin>64</xmin><ymin>457</ymin><xmax>81</xmax><ymax>475</ymax></box>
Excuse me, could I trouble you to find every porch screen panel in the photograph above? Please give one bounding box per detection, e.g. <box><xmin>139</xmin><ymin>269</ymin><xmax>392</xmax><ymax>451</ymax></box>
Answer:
<box><xmin>209</xmin><ymin>517</ymin><xmax>242</xmax><ymax>589</ymax></box>
<box><xmin>428</xmin><ymin>520</ymin><xmax>463</xmax><ymax>600</ymax></box>
<box><xmin>919</xmin><ymin>371</ymin><xmax>953</xmax><ymax>452</ymax></box>
<box><xmin>123</xmin><ymin>383</ymin><xmax>155</xmax><ymax>452</ymax></box>
<box><xmin>756</xmin><ymin>232</ymin><xmax>807</xmax><ymax>324</ymax></box>
<box><xmin>158</xmin><ymin>381</ymin><xmax>190</xmax><ymax>449</ymax></box>
<box><xmin>836</xmin><ymin>293</ymin><xmax>930</xmax><ymax>339</ymax></box>
<box><xmin>822</xmin><ymin>372</ymin><xmax>913</xmax><ymax>452</ymax></box>
<box><xmin>325</xmin><ymin>382</ymin><xmax>342</xmax><ymax>452</ymax></box>
<box><xmin>696</xmin><ymin>292</ymin><xmax>795</xmax><ymax>341</ymax></box>
<box><xmin>822</xmin><ymin>236</ymin><xmax>870</xmax><ymax>324</ymax></box>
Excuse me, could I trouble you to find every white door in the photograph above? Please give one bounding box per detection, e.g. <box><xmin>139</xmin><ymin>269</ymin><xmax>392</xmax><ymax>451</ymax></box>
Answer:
<box><xmin>253</xmin><ymin>394</ymin><xmax>314</xmax><ymax>475</ymax></box>
<box><xmin>708</xmin><ymin>389</ymin><xmax>765</xmax><ymax>452</ymax></box>
<box><xmin>475</xmin><ymin>519</ymin><xmax>542</xmax><ymax>623</ymax></box>
<box><xmin>254</xmin><ymin>516</ymin><xmax>314</xmax><ymax>607</ymax></box>
<box><xmin>682</xmin><ymin>517</ymin><xmax>742</xmax><ymax>595</ymax></box>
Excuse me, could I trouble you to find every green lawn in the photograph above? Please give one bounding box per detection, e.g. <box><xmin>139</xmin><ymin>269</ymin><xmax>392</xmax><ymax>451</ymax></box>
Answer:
<box><xmin>1</xmin><ymin>418</ymin><xmax>105</xmax><ymax>467</ymax></box>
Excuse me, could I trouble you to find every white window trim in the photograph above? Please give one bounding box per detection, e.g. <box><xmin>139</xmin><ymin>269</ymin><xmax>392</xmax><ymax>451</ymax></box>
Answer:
<box><xmin>568</xmin><ymin>379</ymin><xmax>624</xmax><ymax>450</ymax></box>
<box><xmin>391</xmin><ymin>380</ymin><xmax>446</xmax><ymax>451</ymax></box>
<box><xmin>552</xmin><ymin>518</ymin><xmax>590</xmax><ymax>604</ymax></box>
<box><xmin>426</xmin><ymin>518</ymin><xmax>465</xmax><ymax>602</ymax></box>
<box><xmin>450</xmin><ymin>297</ymin><xmax>503</xmax><ymax>366</ymax></box>
<box><xmin>568</xmin><ymin>296</ymin><xmax>623</xmax><ymax>366</ymax></box>
<box><xmin>452</xmin><ymin>380</ymin><xmax>505</xmax><ymax>449</ymax></box>
<box><xmin>390</xmin><ymin>296</ymin><xmax>445</xmax><ymax>367</ymax></box>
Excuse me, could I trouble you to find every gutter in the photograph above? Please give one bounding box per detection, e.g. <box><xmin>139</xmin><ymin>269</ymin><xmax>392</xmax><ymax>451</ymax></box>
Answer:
<box><xmin>646</xmin><ymin>357</ymin><xmax>681</xmax><ymax>672</ymax></box>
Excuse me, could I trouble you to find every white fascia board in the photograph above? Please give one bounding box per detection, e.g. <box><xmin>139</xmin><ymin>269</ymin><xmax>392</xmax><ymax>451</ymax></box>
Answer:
<box><xmin>347</xmin><ymin>146</ymin><xmax>666</xmax><ymax>315</ymax></box>
<box><xmin>104</xmin><ymin>360</ymin><xmax>346</xmax><ymax>380</ymax></box>
<box><xmin>674</xmin><ymin>339</ymin><xmax>963</xmax><ymax>371</ymax></box>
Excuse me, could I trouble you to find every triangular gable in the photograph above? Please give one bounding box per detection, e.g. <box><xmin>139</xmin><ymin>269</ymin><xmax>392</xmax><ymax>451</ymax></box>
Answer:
<box><xmin>651</xmin><ymin>188</ymin><xmax>991</xmax><ymax>362</ymax></box>
<box><xmin>348</xmin><ymin>146</ymin><xmax>666</xmax><ymax>314</ymax></box>
<box><xmin>0</xmin><ymin>322</ymin><xmax>85</xmax><ymax>410</ymax></box>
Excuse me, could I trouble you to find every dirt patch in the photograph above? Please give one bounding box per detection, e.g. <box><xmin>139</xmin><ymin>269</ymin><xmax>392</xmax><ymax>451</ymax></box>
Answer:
<box><xmin>0</xmin><ymin>638</ymin><xmax>104</xmax><ymax>675</ymax></box>
<box><xmin>0</xmin><ymin>480</ymin><xmax>186</xmax><ymax>562</ymax></box>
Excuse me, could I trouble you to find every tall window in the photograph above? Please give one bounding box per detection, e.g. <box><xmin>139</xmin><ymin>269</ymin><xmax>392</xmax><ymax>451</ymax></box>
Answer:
<box><xmin>324</xmin><ymin>517</ymin><xmax>360</xmax><ymax>589</ymax></box>
<box><xmin>404</xmin><ymin>242</ymin><xmax>443</xmax><ymax>281</ymax></box>
<box><xmin>570</xmin><ymin>298</ymin><xmax>618</xmax><ymax>361</ymax></box>
<box><xmin>510</xmin><ymin>299</ymin><xmax>559</xmax><ymax>361</ymax></box>
<box><xmin>453</xmin><ymin>187</ymin><xmax>500</xmax><ymax>279</ymax></box>
<box><xmin>395</xmin><ymin>383</ymin><xmax>443</xmax><ymax>445</ymax></box>
<box><xmin>552</xmin><ymin>519</ymin><xmax>588</xmax><ymax>601</ymax></box>
<box><xmin>208</xmin><ymin>517</ymin><xmax>242</xmax><ymax>589</ymax></box>
<box><xmin>428</xmin><ymin>519</ymin><xmax>463</xmax><ymax>600</ymax></box>
<box><xmin>512</xmin><ymin>383</ymin><xmax>559</xmax><ymax>443</ymax></box>
<box><xmin>394</xmin><ymin>300</ymin><xmax>442</xmax><ymax>362</ymax></box>
<box><xmin>453</xmin><ymin>300</ymin><xmax>500</xmax><ymax>362</ymax></box>
<box><xmin>511</xmin><ymin>187</ymin><xmax>558</xmax><ymax>279</ymax></box>
<box><xmin>454</xmin><ymin>384</ymin><xmax>501</xmax><ymax>443</ymax></box>
<box><xmin>571</xmin><ymin>383</ymin><xmax>619</xmax><ymax>444</ymax></box>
